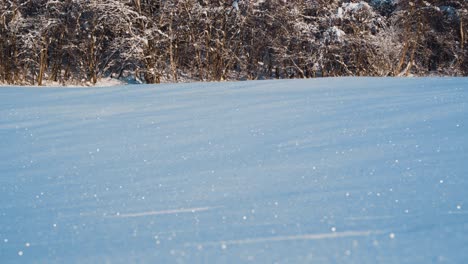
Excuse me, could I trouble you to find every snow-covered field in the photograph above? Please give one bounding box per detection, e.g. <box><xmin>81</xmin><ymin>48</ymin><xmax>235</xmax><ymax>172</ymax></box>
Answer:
<box><xmin>1</xmin><ymin>78</ymin><xmax>467</xmax><ymax>263</ymax></box>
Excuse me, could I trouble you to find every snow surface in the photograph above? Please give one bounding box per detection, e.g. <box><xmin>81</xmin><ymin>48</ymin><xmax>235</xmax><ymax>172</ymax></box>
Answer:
<box><xmin>1</xmin><ymin>78</ymin><xmax>468</xmax><ymax>263</ymax></box>
<box><xmin>0</xmin><ymin>77</ymin><xmax>126</xmax><ymax>88</ymax></box>
<box><xmin>328</xmin><ymin>26</ymin><xmax>346</xmax><ymax>42</ymax></box>
<box><xmin>342</xmin><ymin>2</ymin><xmax>372</xmax><ymax>13</ymax></box>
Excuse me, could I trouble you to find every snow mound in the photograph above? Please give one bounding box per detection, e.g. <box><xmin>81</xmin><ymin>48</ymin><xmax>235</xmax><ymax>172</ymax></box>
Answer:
<box><xmin>342</xmin><ymin>2</ymin><xmax>372</xmax><ymax>14</ymax></box>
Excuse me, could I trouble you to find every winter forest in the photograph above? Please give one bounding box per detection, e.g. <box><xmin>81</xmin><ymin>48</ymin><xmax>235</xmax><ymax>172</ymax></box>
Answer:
<box><xmin>0</xmin><ymin>0</ymin><xmax>467</xmax><ymax>86</ymax></box>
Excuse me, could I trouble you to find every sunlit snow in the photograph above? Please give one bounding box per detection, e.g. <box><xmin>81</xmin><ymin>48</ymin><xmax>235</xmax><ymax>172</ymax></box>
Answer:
<box><xmin>1</xmin><ymin>78</ymin><xmax>467</xmax><ymax>263</ymax></box>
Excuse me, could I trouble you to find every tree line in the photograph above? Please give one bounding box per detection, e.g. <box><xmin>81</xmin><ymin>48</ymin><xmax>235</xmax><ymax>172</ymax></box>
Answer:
<box><xmin>0</xmin><ymin>0</ymin><xmax>467</xmax><ymax>86</ymax></box>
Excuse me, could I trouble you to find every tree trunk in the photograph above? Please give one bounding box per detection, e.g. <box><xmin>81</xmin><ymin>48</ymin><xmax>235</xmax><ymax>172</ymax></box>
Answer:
<box><xmin>13</xmin><ymin>37</ymin><xmax>19</xmax><ymax>84</ymax></box>
<box><xmin>134</xmin><ymin>0</ymin><xmax>141</xmax><ymax>14</ymax></box>
<box><xmin>461</xmin><ymin>16</ymin><xmax>464</xmax><ymax>50</ymax></box>
<box><xmin>89</xmin><ymin>35</ymin><xmax>97</xmax><ymax>84</ymax></box>
<box><xmin>182</xmin><ymin>2</ymin><xmax>204</xmax><ymax>81</ymax></box>
<box><xmin>205</xmin><ymin>24</ymin><xmax>212</xmax><ymax>81</ymax></box>
<box><xmin>38</xmin><ymin>38</ymin><xmax>48</xmax><ymax>86</ymax></box>
<box><xmin>50</xmin><ymin>33</ymin><xmax>64</xmax><ymax>82</ymax></box>
<box><xmin>405</xmin><ymin>13</ymin><xmax>424</xmax><ymax>76</ymax></box>
<box><xmin>169</xmin><ymin>12</ymin><xmax>178</xmax><ymax>82</ymax></box>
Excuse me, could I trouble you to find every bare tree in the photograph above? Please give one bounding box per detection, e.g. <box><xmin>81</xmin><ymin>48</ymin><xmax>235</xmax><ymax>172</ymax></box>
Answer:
<box><xmin>1</xmin><ymin>0</ymin><xmax>467</xmax><ymax>86</ymax></box>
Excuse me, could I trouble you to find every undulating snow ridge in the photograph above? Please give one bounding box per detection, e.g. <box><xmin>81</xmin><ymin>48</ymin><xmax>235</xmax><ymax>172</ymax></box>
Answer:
<box><xmin>1</xmin><ymin>78</ymin><xmax>467</xmax><ymax>263</ymax></box>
